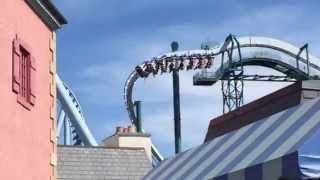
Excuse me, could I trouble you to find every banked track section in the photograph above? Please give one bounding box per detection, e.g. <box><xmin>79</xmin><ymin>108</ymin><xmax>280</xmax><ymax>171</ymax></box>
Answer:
<box><xmin>124</xmin><ymin>36</ymin><xmax>320</xmax><ymax>160</ymax></box>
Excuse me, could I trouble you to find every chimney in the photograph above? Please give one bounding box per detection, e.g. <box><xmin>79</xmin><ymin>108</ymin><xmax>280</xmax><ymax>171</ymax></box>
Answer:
<box><xmin>102</xmin><ymin>125</ymin><xmax>152</xmax><ymax>161</ymax></box>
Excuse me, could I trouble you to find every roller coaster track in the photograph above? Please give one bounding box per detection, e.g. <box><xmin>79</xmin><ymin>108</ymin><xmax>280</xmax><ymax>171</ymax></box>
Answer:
<box><xmin>56</xmin><ymin>74</ymin><xmax>98</xmax><ymax>146</ymax></box>
<box><xmin>125</xmin><ymin>35</ymin><xmax>320</xmax><ymax>125</ymax></box>
<box><xmin>124</xmin><ymin>35</ymin><xmax>320</xmax><ymax>160</ymax></box>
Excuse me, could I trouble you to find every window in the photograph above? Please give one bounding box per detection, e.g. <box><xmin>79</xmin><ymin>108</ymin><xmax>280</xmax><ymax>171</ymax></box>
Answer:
<box><xmin>12</xmin><ymin>36</ymin><xmax>36</xmax><ymax>109</ymax></box>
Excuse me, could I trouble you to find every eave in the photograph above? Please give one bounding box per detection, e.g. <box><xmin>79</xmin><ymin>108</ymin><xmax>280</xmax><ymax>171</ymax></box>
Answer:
<box><xmin>25</xmin><ymin>0</ymin><xmax>67</xmax><ymax>31</ymax></box>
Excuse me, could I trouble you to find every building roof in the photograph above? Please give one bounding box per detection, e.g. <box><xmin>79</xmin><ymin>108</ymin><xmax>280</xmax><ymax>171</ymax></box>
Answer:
<box><xmin>25</xmin><ymin>0</ymin><xmax>67</xmax><ymax>30</ymax></box>
<box><xmin>205</xmin><ymin>81</ymin><xmax>302</xmax><ymax>142</ymax></box>
<box><xmin>144</xmin><ymin>97</ymin><xmax>320</xmax><ymax>179</ymax></box>
<box><xmin>57</xmin><ymin>145</ymin><xmax>152</xmax><ymax>180</ymax></box>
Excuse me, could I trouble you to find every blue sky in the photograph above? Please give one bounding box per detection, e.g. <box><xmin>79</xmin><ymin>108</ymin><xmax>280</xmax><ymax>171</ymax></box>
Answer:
<box><xmin>54</xmin><ymin>0</ymin><xmax>320</xmax><ymax>157</ymax></box>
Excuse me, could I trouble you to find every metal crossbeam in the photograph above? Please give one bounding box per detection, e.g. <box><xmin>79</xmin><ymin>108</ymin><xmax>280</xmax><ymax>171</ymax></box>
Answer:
<box><xmin>221</xmin><ymin>74</ymin><xmax>296</xmax><ymax>82</ymax></box>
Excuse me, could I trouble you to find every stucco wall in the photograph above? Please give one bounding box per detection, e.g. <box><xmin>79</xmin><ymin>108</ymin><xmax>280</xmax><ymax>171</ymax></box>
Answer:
<box><xmin>119</xmin><ymin>136</ymin><xmax>152</xmax><ymax>161</ymax></box>
<box><xmin>0</xmin><ymin>0</ymin><xmax>54</xmax><ymax>179</ymax></box>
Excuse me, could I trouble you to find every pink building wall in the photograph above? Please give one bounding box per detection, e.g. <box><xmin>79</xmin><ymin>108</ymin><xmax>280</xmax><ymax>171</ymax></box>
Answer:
<box><xmin>0</xmin><ymin>0</ymin><xmax>55</xmax><ymax>179</ymax></box>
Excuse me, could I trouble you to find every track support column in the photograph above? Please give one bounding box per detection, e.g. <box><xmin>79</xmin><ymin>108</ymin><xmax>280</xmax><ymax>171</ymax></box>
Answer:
<box><xmin>64</xmin><ymin>117</ymin><xmax>71</xmax><ymax>145</ymax></box>
<box><xmin>171</xmin><ymin>41</ymin><xmax>182</xmax><ymax>154</ymax></box>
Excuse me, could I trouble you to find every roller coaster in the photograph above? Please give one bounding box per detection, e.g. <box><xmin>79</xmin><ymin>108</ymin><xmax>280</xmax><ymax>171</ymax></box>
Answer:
<box><xmin>56</xmin><ymin>35</ymin><xmax>320</xmax><ymax>164</ymax></box>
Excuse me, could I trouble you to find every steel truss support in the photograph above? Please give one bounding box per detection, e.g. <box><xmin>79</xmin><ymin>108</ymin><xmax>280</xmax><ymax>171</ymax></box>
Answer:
<box><xmin>296</xmin><ymin>44</ymin><xmax>310</xmax><ymax>76</ymax></box>
<box><xmin>220</xmin><ymin>35</ymin><xmax>244</xmax><ymax>113</ymax></box>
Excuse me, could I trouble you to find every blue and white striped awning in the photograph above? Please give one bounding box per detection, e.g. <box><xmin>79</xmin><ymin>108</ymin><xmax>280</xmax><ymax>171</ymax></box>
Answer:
<box><xmin>144</xmin><ymin>97</ymin><xmax>320</xmax><ymax>180</ymax></box>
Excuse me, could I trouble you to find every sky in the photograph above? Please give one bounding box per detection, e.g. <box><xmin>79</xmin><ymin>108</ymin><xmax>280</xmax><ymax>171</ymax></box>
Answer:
<box><xmin>54</xmin><ymin>0</ymin><xmax>320</xmax><ymax>157</ymax></box>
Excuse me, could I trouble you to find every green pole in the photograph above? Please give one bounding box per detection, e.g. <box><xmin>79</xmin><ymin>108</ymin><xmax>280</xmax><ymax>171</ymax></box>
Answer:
<box><xmin>135</xmin><ymin>101</ymin><xmax>142</xmax><ymax>133</ymax></box>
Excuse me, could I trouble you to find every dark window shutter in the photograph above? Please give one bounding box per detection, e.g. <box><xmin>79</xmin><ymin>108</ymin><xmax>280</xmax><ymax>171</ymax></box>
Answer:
<box><xmin>29</xmin><ymin>55</ymin><xmax>36</xmax><ymax>105</ymax></box>
<box><xmin>12</xmin><ymin>39</ymin><xmax>20</xmax><ymax>93</ymax></box>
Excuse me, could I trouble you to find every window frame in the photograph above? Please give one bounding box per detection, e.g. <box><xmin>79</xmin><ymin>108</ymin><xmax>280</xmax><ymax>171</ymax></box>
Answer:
<box><xmin>12</xmin><ymin>36</ymin><xmax>36</xmax><ymax>110</ymax></box>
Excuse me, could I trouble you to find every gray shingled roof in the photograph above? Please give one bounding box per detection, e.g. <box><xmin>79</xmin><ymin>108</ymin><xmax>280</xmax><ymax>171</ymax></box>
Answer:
<box><xmin>57</xmin><ymin>145</ymin><xmax>152</xmax><ymax>180</ymax></box>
